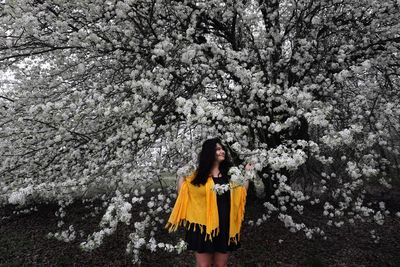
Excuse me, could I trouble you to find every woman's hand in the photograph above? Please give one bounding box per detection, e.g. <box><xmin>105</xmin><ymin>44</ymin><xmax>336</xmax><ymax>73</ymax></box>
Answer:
<box><xmin>243</xmin><ymin>163</ymin><xmax>254</xmax><ymax>190</ymax></box>
<box><xmin>245</xmin><ymin>163</ymin><xmax>254</xmax><ymax>171</ymax></box>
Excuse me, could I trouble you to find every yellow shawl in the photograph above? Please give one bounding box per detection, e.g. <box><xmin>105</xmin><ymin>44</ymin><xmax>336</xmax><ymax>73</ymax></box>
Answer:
<box><xmin>165</xmin><ymin>171</ymin><xmax>247</xmax><ymax>245</ymax></box>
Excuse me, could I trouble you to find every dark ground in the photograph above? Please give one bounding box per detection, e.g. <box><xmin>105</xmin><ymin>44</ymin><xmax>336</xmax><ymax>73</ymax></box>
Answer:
<box><xmin>1</xmin><ymin>194</ymin><xmax>400</xmax><ymax>267</ymax></box>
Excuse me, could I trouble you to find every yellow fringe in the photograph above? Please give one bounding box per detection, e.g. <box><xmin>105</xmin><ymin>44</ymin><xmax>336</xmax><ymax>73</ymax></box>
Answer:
<box><xmin>165</xmin><ymin>219</ymin><xmax>222</xmax><ymax>242</ymax></box>
<box><xmin>228</xmin><ymin>233</ymin><xmax>241</xmax><ymax>245</ymax></box>
<box><xmin>166</xmin><ymin>220</ymin><xmax>241</xmax><ymax>245</ymax></box>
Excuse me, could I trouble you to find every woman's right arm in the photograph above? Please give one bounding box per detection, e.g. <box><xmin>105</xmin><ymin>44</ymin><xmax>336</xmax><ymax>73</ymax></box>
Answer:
<box><xmin>244</xmin><ymin>163</ymin><xmax>254</xmax><ymax>190</ymax></box>
<box><xmin>176</xmin><ymin>176</ymin><xmax>185</xmax><ymax>193</ymax></box>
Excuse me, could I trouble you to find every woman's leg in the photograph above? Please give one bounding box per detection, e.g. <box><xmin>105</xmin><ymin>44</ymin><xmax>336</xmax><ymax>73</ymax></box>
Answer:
<box><xmin>195</xmin><ymin>252</ymin><xmax>213</xmax><ymax>267</ymax></box>
<box><xmin>213</xmin><ymin>252</ymin><xmax>229</xmax><ymax>267</ymax></box>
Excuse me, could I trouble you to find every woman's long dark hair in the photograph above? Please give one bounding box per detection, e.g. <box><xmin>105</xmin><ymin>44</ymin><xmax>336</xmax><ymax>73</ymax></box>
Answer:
<box><xmin>191</xmin><ymin>138</ymin><xmax>233</xmax><ymax>186</ymax></box>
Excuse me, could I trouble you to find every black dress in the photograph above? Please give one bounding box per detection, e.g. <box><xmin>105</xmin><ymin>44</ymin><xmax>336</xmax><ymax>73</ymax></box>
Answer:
<box><xmin>185</xmin><ymin>175</ymin><xmax>241</xmax><ymax>253</ymax></box>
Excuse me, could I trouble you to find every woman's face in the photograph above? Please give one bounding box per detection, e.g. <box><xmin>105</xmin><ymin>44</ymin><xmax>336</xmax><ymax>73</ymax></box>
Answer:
<box><xmin>215</xmin><ymin>143</ymin><xmax>225</xmax><ymax>163</ymax></box>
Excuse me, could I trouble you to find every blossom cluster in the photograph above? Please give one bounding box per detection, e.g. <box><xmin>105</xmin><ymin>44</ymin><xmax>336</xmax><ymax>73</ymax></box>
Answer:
<box><xmin>80</xmin><ymin>190</ymin><xmax>132</xmax><ymax>251</ymax></box>
<box><xmin>213</xmin><ymin>183</ymin><xmax>230</xmax><ymax>195</ymax></box>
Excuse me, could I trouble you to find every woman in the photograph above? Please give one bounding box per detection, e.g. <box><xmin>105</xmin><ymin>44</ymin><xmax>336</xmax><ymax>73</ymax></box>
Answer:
<box><xmin>165</xmin><ymin>138</ymin><xmax>252</xmax><ymax>267</ymax></box>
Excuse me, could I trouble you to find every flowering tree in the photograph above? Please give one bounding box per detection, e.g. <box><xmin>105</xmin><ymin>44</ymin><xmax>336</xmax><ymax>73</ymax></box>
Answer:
<box><xmin>1</xmin><ymin>0</ymin><xmax>400</xmax><ymax>264</ymax></box>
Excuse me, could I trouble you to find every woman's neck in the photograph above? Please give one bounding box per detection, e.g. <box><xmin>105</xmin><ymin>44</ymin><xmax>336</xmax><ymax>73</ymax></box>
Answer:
<box><xmin>210</xmin><ymin>163</ymin><xmax>221</xmax><ymax>177</ymax></box>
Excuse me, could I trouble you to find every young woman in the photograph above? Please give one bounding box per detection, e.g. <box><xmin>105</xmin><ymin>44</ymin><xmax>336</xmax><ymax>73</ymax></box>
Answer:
<box><xmin>165</xmin><ymin>138</ymin><xmax>252</xmax><ymax>267</ymax></box>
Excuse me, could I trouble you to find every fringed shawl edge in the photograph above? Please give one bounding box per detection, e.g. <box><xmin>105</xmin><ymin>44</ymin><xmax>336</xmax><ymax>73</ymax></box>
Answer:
<box><xmin>165</xmin><ymin>220</ymin><xmax>220</xmax><ymax>242</ymax></box>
